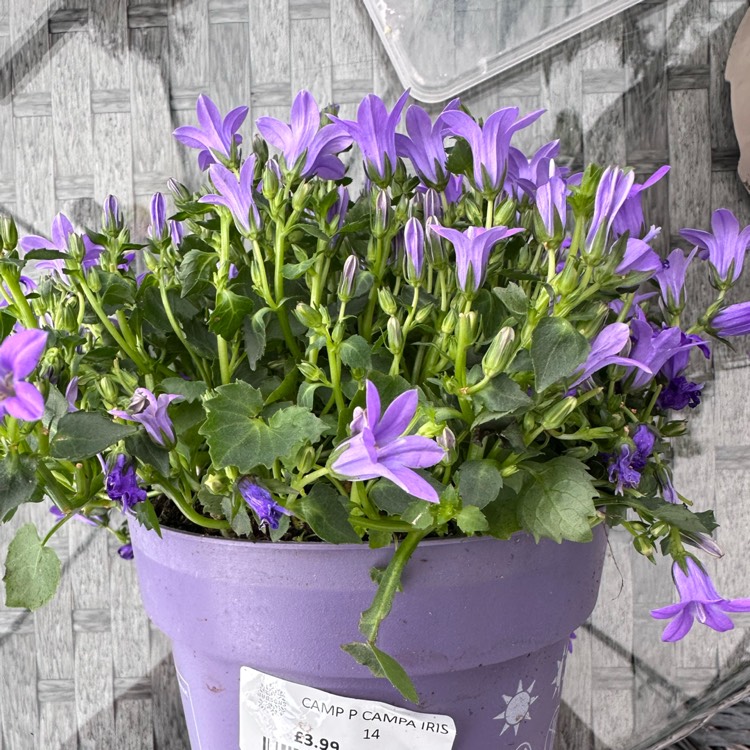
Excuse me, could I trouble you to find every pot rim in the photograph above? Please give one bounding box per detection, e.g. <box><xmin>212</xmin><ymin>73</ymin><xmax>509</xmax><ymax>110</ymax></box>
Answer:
<box><xmin>128</xmin><ymin>513</ymin><xmax>605</xmax><ymax>552</ymax></box>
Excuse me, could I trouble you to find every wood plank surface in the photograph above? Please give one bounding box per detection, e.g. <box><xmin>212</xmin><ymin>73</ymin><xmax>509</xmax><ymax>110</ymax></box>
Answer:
<box><xmin>0</xmin><ymin>1</ymin><xmax>749</xmax><ymax>748</ymax></box>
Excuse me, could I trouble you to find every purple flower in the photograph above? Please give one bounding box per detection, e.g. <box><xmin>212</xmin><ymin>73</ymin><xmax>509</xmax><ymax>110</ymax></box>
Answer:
<box><xmin>508</xmin><ymin>140</ymin><xmax>561</xmax><ymax>197</ymax></box>
<box><xmin>20</xmin><ymin>213</ymin><xmax>103</xmax><ymax>276</ymax></box>
<box><xmin>682</xmin><ymin>531</ymin><xmax>724</xmax><ymax>558</ymax></box>
<box><xmin>65</xmin><ymin>376</ymin><xmax>79</xmax><ymax>412</ymax></box>
<box><xmin>570</xmin><ymin>323</ymin><xmax>650</xmax><ymax>389</ymax></box>
<box><xmin>429</xmin><ymin>224</ymin><xmax>524</xmax><ymax>292</ymax></box>
<box><xmin>616</xmin><ymin>237</ymin><xmax>663</xmax><ymax>276</ymax></box>
<box><xmin>110</xmin><ymin>388</ymin><xmax>184</xmax><ymax>448</ymax></box>
<box><xmin>332</xmin><ymin>380</ymin><xmax>444</xmax><ymax>503</ymax></box>
<box><xmin>612</xmin><ymin>165</ymin><xmax>670</xmax><ymax>238</ymax></box>
<box><xmin>651</xmin><ymin>557</ymin><xmax>750</xmax><ymax>641</ymax></box>
<box><xmin>681</xmin><ymin>208</ymin><xmax>750</xmax><ymax>285</ymax></box>
<box><xmin>711</xmin><ymin>301</ymin><xmax>750</xmax><ymax>337</ymax></box>
<box><xmin>655</xmin><ymin>247</ymin><xmax>699</xmax><ymax>309</ymax></box>
<box><xmin>117</xmin><ymin>543</ymin><xmax>134</xmax><ymax>560</ymax></box>
<box><xmin>658</xmin><ymin>376</ymin><xmax>703</xmax><ymax>411</ymax></box>
<box><xmin>568</xmin><ymin>631</ymin><xmax>577</xmax><ymax>654</ymax></box>
<box><xmin>627</xmin><ymin>321</ymin><xmax>704</xmax><ymax>389</ymax></box>
<box><xmin>173</xmin><ymin>94</ymin><xmax>248</xmax><ymax>171</ymax></box>
<box><xmin>330</xmin><ymin>91</ymin><xmax>410</xmax><ymax>185</ymax></box>
<box><xmin>441</xmin><ymin>106</ymin><xmax>544</xmax><ymax>194</ymax></box>
<box><xmin>404</xmin><ymin>217</ymin><xmax>424</xmax><ymax>282</ymax></box>
<box><xmin>395</xmin><ymin>101</ymin><xmax>458</xmax><ymax>188</ymax></box>
<box><xmin>444</xmin><ymin>174</ymin><xmax>464</xmax><ymax>204</ymax></box>
<box><xmin>105</xmin><ymin>454</ymin><xmax>147</xmax><ymax>513</ymax></box>
<box><xmin>586</xmin><ymin>168</ymin><xmax>636</xmax><ymax>247</ymax></box>
<box><xmin>607</xmin><ymin>424</ymin><xmax>654</xmax><ymax>494</ymax></box>
<box><xmin>327</xmin><ymin>186</ymin><xmax>350</xmax><ymax>231</ymax></box>
<box><xmin>0</xmin><ymin>329</ymin><xmax>47</xmax><ymax>421</ymax></box>
<box><xmin>199</xmin><ymin>157</ymin><xmax>261</xmax><ymax>236</ymax></box>
<box><xmin>237</xmin><ymin>477</ymin><xmax>292</xmax><ymax>530</ymax></box>
<box><xmin>256</xmin><ymin>91</ymin><xmax>351</xmax><ymax>180</ymax></box>
<box><xmin>170</xmin><ymin>220</ymin><xmax>183</xmax><ymax>247</ymax></box>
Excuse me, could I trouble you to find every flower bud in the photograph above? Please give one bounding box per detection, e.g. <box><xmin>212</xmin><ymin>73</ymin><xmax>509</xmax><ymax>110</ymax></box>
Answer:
<box><xmin>148</xmin><ymin>192</ymin><xmax>167</xmax><ymax>241</ymax></box>
<box><xmin>494</xmin><ymin>199</ymin><xmax>516</xmax><ymax>227</ymax></box>
<box><xmin>118</xmin><ymin>370</ymin><xmax>140</xmax><ymax>393</ymax></box>
<box><xmin>441</xmin><ymin>308</ymin><xmax>458</xmax><ymax>334</ymax></box>
<box><xmin>404</xmin><ymin>217</ymin><xmax>424</xmax><ymax>284</ymax></box>
<box><xmin>541</xmin><ymin>396</ymin><xmax>578</xmax><ymax>430</ymax></box>
<box><xmin>650</xmin><ymin>522</ymin><xmax>669</xmax><ymax>538</ymax></box>
<box><xmin>103</xmin><ymin>195</ymin><xmax>123</xmax><ymax>234</ymax></box>
<box><xmin>262</xmin><ymin>160</ymin><xmax>281</xmax><ymax>201</ymax></box>
<box><xmin>298</xmin><ymin>361</ymin><xmax>326</xmax><ymax>382</ymax></box>
<box><xmin>633</xmin><ymin>534</ymin><xmax>654</xmax><ymax>558</ymax></box>
<box><xmin>294</xmin><ymin>302</ymin><xmax>323</xmax><ymax>329</ymax></box>
<box><xmin>457</xmin><ymin>311</ymin><xmax>479</xmax><ymax>345</ymax></box>
<box><xmin>170</xmin><ymin>220</ymin><xmax>183</xmax><ymax>247</ymax></box>
<box><xmin>203</xmin><ymin>473</ymin><xmax>226</xmax><ymax>495</ymax></box>
<box><xmin>415</xmin><ymin>302</ymin><xmax>434</xmax><ymax>325</ymax></box>
<box><xmin>296</xmin><ymin>445</ymin><xmax>317</xmax><ymax>475</ymax></box>
<box><xmin>292</xmin><ymin>181</ymin><xmax>311</xmax><ymax>212</ymax></box>
<box><xmin>373</xmin><ymin>190</ymin><xmax>391</xmax><ymax>238</ymax></box>
<box><xmin>1</xmin><ymin>215</ymin><xmax>18</xmax><ymax>250</ymax></box>
<box><xmin>338</xmin><ymin>255</ymin><xmax>358</xmax><ymax>302</ymax></box>
<box><xmin>167</xmin><ymin>178</ymin><xmax>191</xmax><ymax>203</ymax></box>
<box><xmin>97</xmin><ymin>376</ymin><xmax>120</xmax><ymax>404</ymax></box>
<box><xmin>378</xmin><ymin>288</ymin><xmax>398</xmax><ymax>317</ymax></box>
<box><xmin>482</xmin><ymin>326</ymin><xmax>515</xmax><ymax>376</ymax></box>
<box><xmin>423</xmin><ymin>189</ymin><xmax>442</xmax><ymax>220</ymax></box>
<box><xmin>386</xmin><ymin>316</ymin><xmax>403</xmax><ymax>354</ymax></box>
<box><xmin>327</xmin><ymin>186</ymin><xmax>349</xmax><ymax>233</ymax></box>
<box><xmin>86</xmin><ymin>266</ymin><xmax>102</xmax><ymax>292</ymax></box>
<box><xmin>556</xmin><ymin>257</ymin><xmax>579</xmax><ymax>297</ymax></box>
<box><xmin>425</xmin><ymin>216</ymin><xmax>447</xmax><ymax>270</ymax></box>
<box><xmin>682</xmin><ymin>531</ymin><xmax>724</xmax><ymax>559</ymax></box>
<box><xmin>252</xmin><ymin>134</ymin><xmax>269</xmax><ymax>164</ymax></box>
<box><xmin>437</xmin><ymin>426</ymin><xmax>456</xmax><ymax>465</ymax></box>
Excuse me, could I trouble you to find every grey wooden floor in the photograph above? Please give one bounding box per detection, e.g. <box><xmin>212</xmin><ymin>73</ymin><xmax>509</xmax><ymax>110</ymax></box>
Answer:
<box><xmin>1</xmin><ymin>1</ymin><xmax>750</xmax><ymax>748</ymax></box>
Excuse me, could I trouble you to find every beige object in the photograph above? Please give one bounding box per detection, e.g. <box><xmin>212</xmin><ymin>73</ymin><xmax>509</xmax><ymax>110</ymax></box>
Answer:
<box><xmin>727</xmin><ymin>8</ymin><xmax>750</xmax><ymax>192</ymax></box>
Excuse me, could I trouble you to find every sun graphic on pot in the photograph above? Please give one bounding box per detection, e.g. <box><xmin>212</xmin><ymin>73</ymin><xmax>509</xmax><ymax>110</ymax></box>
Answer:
<box><xmin>494</xmin><ymin>680</ymin><xmax>538</xmax><ymax>736</ymax></box>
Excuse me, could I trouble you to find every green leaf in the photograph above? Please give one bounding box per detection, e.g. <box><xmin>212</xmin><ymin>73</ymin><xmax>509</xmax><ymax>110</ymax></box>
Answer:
<box><xmin>208</xmin><ymin>289</ymin><xmax>254</xmax><ymax>339</ymax></box>
<box><xmin>50</xmin><ymin>411</ymin><xmax>137</xmax><ymax>460</ymax></box>
<box><xmin>484</xmin><ymin>485</ymin><xmax>523</xmax><ymax>539</ymax></box>
<box><xmin>370</xmin><ymin>480</ymin><xmax>416</xmax><ymax>515</ymax></box>
<box><xmin>456</xmin><ymin>505</ymin><xmax>489</xmax><ymax>534</ymax></box>
<box><xmin>530</xmin><ymin>317</ymin><xmax>590</xmax><ymax>392</ymax></box>
<box><xmin>282</xmin><ymin>257</ymin><xmax>317</xmax><ymax>279</ymax></box>
<box><xmin>620</xmin><ymin>496</ymin><xmax>718</xmax><ymax>535</ymax></box>
<box><xmin>177</xmin><ymin>249</ymin><xmax>217</xmax><ymax>298</ymax></box>
<box><xmin>97</xmin><ymin>270</ymin><xmax>134</xmax><ymax>308</ymax></box>
<box><xmin>159</xmin><ymin>378</ymin><xmax>207</xmax><ymax>402</ymax></box>
<box><xmin>493</xmin><ymin>282</ymin><xmax>528</xmax><ymax>317</ymax></box>
<box><xmin>341</xmin><ymin>642</ymin><xmax>419</xmax><ymax>704</ymax></box>
<box><xmin>400</xmin><ymin>500</ymin><xmax>436</xmax><ymax>529</ymax></box>
<box><xmin>125</xmin><ymin>432</ymin><xmax>171</xmax><ymax>477</ymax></box>
<box><xmin>518</xmin><ymin>457</ymin><xmax>599</xmax><ymax>543</ymax></box>
<box><xmin>298</xmin><ymin>483</ymin><xmax>360</xmax><ymax>544</ymax></box>
<box><xmin>201</xmin><ymin>385</ymin><xmax>326</xmax><ymax>471</ymax></box>
<box><xmin>23</xmin><ymin>249</ymin><xmax>67</xmax><ymax>261</ymax></box>
<box><xmin>297</xmin><ymin>382</ymin><xmax>321</xmax><ymax>410</ymax></box>
<box><xmin>135</xmin><ymin>499</ymin><xmax>162</xmax><ymax>537</ymax></box>
<box><xmin>197</xmin><ymin>488</ymin><xmax>226</xmax><ymax>516</ymax></box>
<box><xmin>367</xmin><ymin>372</ymin><xmax>411</xmax><ymax>407</ymax></box>
<box><xmin>0</xmin><ymin>457</ymin><xmax>41</xmax><ymax>522</ymax></box>
<box><xmin>222</xmin><ymin>497</ymin><xmax>254</xmax><ymax>537</ymax></box>
<box><xmin>457</xmin><ymin>460</ymin><xmax>503</xmax><ymax>508</ymax></box>
<box><xmin>445</xmin><ymin>137</ymin><xmax>473</xmax><ymax>176</ymax></box>
<box><xmin>473</xmin><ymin>375</ymin><xmax>533</xmax><ymax>424</ymax></box>
<box><xmin>243</xmin><ymin>314</ymin><xmax>267</xmax><ymax>371</ymax></box>
<box><xmin>339</xmin><ymin>335</ymin><xmax>372</xmax><ymax>372</ymax></box>
<box><xmin>3</xmin><ymin>524</ymin><xmax>61</xmax><ymax>610</ymax></box>
<box><xmin>43</xmin><ymin>387</ymin><xmax>70</xmax><ymax>436</ymax></box>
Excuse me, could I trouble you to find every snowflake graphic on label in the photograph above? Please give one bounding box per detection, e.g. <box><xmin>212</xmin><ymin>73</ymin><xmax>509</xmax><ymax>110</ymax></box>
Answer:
<box><xmin>551</xmin><ymin>645</ymin><xmax>568</xmax><ymax>698</ymax></box>
<box><xmin>257</xmin><ymin>679</ymin><xmax>288</xmax><ymax>717</ymax></box>
<box><xmin>516</xmin><ymin>743</ymin><xmax>533</xmax><ymax>750</ymax></box>
<box><xmin>494</xmin><ymin>679</ymin><xmax>538</xmax><ymax>736</ymax></box>
<box><xmin>544</xmin><ymin>706</ymin><xmax>560</xmax><ymax>750</ymax></box>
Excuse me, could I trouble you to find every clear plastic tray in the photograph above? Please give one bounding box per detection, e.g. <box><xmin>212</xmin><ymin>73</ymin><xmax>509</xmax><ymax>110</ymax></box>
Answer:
<box><xmin>363</xmin><ymin>0</ymin><xmax>645</xmax><ymax>103</ymax></box>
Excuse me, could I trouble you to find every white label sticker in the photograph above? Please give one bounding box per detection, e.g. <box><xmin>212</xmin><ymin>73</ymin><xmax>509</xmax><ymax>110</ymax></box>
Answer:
<box><xmin>239</xmin><ymin>666</ymin><xmax>456</xmax><ymax>750</ymax></box>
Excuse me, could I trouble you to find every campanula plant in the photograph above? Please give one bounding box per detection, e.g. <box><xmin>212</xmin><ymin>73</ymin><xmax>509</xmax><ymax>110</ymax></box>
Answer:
<box><xmin>2</xmin><ymin>90</ymin><xmax>750</xmax><ymax>701</ymax></box>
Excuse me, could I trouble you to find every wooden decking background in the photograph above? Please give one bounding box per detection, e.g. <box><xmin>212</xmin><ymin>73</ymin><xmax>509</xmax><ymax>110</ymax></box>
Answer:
<box><xmin>0</xmin><ymin>0</ymin><xmax>750</xmax><ymax>748</ymax></box>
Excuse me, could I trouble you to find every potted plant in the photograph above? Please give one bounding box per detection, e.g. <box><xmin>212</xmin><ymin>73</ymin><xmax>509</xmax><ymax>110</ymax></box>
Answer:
<box><xmin>2</xmin><ymin>90</ymin><xmax>749</xmax><ymax>750</ymax></box>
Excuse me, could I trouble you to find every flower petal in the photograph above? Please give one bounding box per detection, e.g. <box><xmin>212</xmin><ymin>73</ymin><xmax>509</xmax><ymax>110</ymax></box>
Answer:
<box><xmin>0</xmin><ymin>329</ymin><xmax>48</xmax><ymax>379</ymax></box>
<box><xmin>3</xmin><ymin>381</ymin><xmax>45</xmax><ymax>421</ymax></box>
<box><xmin>660</xmin><ymin>608</ymin><xmax>694</xmax><ymax>642</ymax></box>
<box><xmin>375</xmin><ymin>462</ymin><xmax>439</xmax><ymax>503</ymax></box>
<box><xmin>375</xmin><ymin>388</ymin><xmax>418</xmax><ymax>442</ymax></box>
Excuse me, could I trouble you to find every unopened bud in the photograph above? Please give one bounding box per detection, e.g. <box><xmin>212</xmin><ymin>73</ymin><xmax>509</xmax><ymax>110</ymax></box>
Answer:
<box><xmin>650</xmin><ymin>522</ymin><xmax>669</xmax><ymax>538</ymax></box>
<box><xmin>167</xmin><ymin>178</ymin><xmax>192</xmax><ymax>203</ymax></box>
<box><xmin>252</xmin><ymin>134</ymin><xmax>269</xmax><ymax>164</ymax></box>
<box><xmin>148</xmin><ymin>192</ymin><xmax>167</xmax><ymax>241</ymax></box>
<box><xmin>296</xmin><ymin>445</ymin><xmax>317</xmax><ymax>475</ymax></box>
<box><xmin>262</xmin><ymin>160</ymin><xmax>281</xmax><ymax>201</ymax></box>
<box><xmin>682</xmin><ymin>531</ymin><xmax>724</xmax><ymax>559</ymax></box>
<box><xmin>338</xmin><ymin>255</ymin><xmax>358</xmax><ymax>301</ymax></box>
<box><xmin>97</xmin><ymin>376</ymin><xmax>119</xmax><ymax>404</ymax></box>
<box><xmin>386</xmin><ymin>316</ymin><xmax>403</xmax><ymax>354</ymax></box>
<box><xmin>414</xmin><ymin>302</ymin><xmax>434</xmax><ymax>325</ymax></box>
<box><xmin>457</xmin><ymin>311</ymin><xmax>479</xmax><ymax>345</ymax></box>
<box><xmin>494</xmin><ymin>199</ymin><xmax>516</xmax><ymax>227</ymax></box>
<box><xmin>378</xmin><ymin>288</ymin><xmax>398</xmax><ymax>316</ymax></box>
<box><xmin>556</xmin><ymin>257</ymin><xmax>579</xmax><ymax>296</ymax></box>
<box><xmin>103</xmin><ymin>195</ymin><xmax>123</xmax><ymax>233</ymax></box>
<box><xmin>541</xmin><ymin>396</ymin><xmax>578</xmax><ymax>430</ymax></box>
<box><xmin>404</xmin><ymin>217</ymin><xmax>424</xmax><ymax>283</ymax></box>
<box><xmin>332</xmin><ymin>321</ymin><xmax>346</xmax><ymax>344</ymax></box>
<box><xmin>425</xmin><ymin>217</ymin><xmax>447</xmax><ymax>270</ymax></box>
<box><xmin>294</xmin><ymin>303</ymin><xmax>323</xmax><ymax>330</ymax></box>
<box><xmin>204</xmin><ymin>473</ymin><xmax>226</xmax><ymax>495</ymax></box>
<box><xmin>441</xmin><ymin>309</ymin><xmax>458</xmax><ymax>334</ymax></box>
<box><xmin>482</xmin><ymin>326</ymin><xmax>515</xmax><ymax>376</ymax></box>
<box><xmin>86</xmin><ymin>266</ymin><xmax>102</xmax><ymax>292</ymax></box>
<box><xmin>298</xmin><ymin>361</ymin><xmax>326</xmax><ymax>382</ymax></box>
<box><xmin>373</xmin><ymin>190</ymin><xmax>390</xmax><ymax>238</ymax></box>
<box><xmin>423</xmin><ymin>189</ymin><xmax>442</xmax><ymax>220</ymax></box>
<box><xmin>633</xmin><ymin>535</ymin><xmax>655</xmax><ymax>558</ymax></box>
<box><xmin>292</xmin><ymin>181</ymin><xmax>311</xmax><ymax>212</ymax></box>
<box><xmin>1</xmin><ymin>215</ymin><xmax>18</xmax><ymax>250</ymax></box>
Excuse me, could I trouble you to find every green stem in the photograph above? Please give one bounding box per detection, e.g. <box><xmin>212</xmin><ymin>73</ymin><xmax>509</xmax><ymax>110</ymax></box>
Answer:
<box><xmin>161</xmin><ymin>480</ymin><xmax>231</xmax><ymax>530</ymax></box>
<box><xmin>350</xmin><ymin>516</ymin><xmax>414</xmax><ymax>533</ymax></box>
<box><xmin>1</xmin><ymin>271</ymin><xmax>37</xmax><ymax>329</ymax></box>
<box><xmin>217</xmin><ymin>216</ymin><xmax>233</xmax><ymax>385</ymax></box>
<box><xmin>272</xmin><ymin>226</ymin><xmax>302</xmax><ymax>360</ymax></box>
<box><xmin>41</xmin><ymin>511</ymin><xmax>75</xmax><ymax>547</ymax></box>
<box><xmin>362</xmin><ymin>235</ymin><xmax>389</xmax><ymax>341</ymax></box>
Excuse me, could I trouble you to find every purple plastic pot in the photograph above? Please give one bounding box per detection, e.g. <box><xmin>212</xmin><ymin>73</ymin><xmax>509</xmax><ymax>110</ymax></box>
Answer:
<box><xmin>129</xmin><ymin>518</ymin><xmax>607</xmax><ymax>750</ymax></box>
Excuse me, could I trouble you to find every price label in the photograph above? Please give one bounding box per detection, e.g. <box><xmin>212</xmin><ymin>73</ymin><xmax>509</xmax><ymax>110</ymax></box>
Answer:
<box><xmin>239</xmin><ymin>666</ymin><xmax>456</xmax><ymax>750</ymax></box>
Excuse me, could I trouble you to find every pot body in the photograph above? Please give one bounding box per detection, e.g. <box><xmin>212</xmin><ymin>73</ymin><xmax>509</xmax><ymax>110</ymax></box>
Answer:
<box><xmin>129</xmin><ymin>518</ymin><xmax>607</xmax><ymax>750</ymax></box>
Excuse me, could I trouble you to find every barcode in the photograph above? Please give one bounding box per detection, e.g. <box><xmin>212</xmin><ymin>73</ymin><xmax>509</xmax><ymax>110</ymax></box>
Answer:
<box><xmin>261</xmin><ymin>739</ymin><xmax>294</xmax><ymax>750</ymax></box>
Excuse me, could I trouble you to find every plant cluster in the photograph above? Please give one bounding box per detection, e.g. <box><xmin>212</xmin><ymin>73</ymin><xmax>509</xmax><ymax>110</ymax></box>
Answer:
<box><xmin>2</xmin><ymin>90</ymin><xmax>750</xmax><ymax>699</ymax></box>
